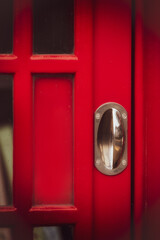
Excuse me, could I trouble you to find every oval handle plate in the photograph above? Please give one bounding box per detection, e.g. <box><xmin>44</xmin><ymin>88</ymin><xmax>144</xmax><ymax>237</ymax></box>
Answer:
<box><xmin>94</xmin><ymin>102</ymin><xmax>128</xmax><ymax>175</ymax></box>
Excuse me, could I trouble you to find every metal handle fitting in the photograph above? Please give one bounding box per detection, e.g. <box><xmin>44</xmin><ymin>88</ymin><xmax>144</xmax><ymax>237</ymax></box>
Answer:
<box><xmin>94</xmin><ymin>102</ymin><xmax>128</xmax><ymax>176</ymax></box>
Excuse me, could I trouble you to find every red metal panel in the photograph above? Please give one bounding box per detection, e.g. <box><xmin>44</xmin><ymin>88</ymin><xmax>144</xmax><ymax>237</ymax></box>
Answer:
<box><xmin>12</xmin><ymin>0</ymin><xmax>93</xmax><ymax>239</ymax></box>
<box><xmin>34</xmin><ymin>76</ymin><xmax>73</xmax><ymax>205</ymax></box>
<box><xmin>94</xmin><ymin>0</ymin><xmax>131</xmax><ymax>239</ymax></box>
<box><xmin>0</xmin><ymin>0</ymin><xmax>137</xmax><ymax>239</ymax></box>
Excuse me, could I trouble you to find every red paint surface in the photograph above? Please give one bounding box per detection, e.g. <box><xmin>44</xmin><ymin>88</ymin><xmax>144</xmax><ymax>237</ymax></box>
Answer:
<box><xmin>4</xmin><ymin>0</ymin><xmax>160</xmax><ymax>239</ymax></box>
<box><xmin>0</xmin><ymin>0</ymin><xmax>93</xmax><ymax>239</ymax></box>
<box><xmin>94</xmin><ymin>0</ymin><xmax>131</xmax><ymax>239</ymax></box>
<box><xmin>34</xmin><ymin>77</ymin><xmax>73</xmax><ymax>205</ymax></box>
<box><xmin>74</xmin><ymin>0</ymin><xmax>93</xmax><ymax>239</ymax></box>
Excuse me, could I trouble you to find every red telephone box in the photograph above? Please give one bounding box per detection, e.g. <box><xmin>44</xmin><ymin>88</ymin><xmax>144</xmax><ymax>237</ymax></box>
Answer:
<box><xmin>0</xmin><ymin>0</ymin><xmax>160</xmax><ymax>239</ymax></box>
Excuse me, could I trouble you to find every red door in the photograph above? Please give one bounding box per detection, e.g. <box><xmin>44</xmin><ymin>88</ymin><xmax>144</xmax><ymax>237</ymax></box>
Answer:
<box><xmin>0</xmin><ymin>0</ymin><xmax>160</xmax><ymax>239</ymax></box>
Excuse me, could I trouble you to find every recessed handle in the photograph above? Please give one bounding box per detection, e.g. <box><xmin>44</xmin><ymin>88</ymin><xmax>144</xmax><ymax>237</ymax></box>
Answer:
<box><xmin>94</xmin><ymin>102</ymin><xmax>128</xmax><ymax>176</ymax></box>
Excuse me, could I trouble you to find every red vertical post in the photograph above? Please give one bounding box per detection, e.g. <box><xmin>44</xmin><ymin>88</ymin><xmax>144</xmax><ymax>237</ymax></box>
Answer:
<box><xmin>13</xmin><ymin>0</ymin><xmax>33</xmax><ymax>239</ymax></box>
<box><xmin>74</xmin><ymin>0</ymin><xmax>93</xmax><ymax>239</ymax></box>
<box><xmin>93</xmin><ymin>0</ymin><xmax>131</xmax><ymax>239</ymax></box>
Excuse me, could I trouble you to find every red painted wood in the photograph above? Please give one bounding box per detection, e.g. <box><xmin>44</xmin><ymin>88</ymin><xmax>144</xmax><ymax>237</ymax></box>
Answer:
<box><xmin>34</xmin><ymin>77</ymin><xmax>73</xmax><ymax>205</ymax></box>
<box><xmin>93</xmin><ymin>0</ymin><xmax>131</xmax><ymax>239</ymax></box>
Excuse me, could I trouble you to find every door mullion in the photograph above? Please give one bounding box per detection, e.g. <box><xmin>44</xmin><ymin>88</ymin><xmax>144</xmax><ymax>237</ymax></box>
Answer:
<box><xmin>14</xmin><ymin>70</ymin><xmax>33</xmax><ymax>212</ymax></box>
<box><xmin>13</xmin><ymin>0</ymin><xmax>32</xmax><ymax>58</ymax></box>
<box><xmin>74</xmin><ymin>0</ymin><xmax>93</xmax><ymax>239</ymax></box>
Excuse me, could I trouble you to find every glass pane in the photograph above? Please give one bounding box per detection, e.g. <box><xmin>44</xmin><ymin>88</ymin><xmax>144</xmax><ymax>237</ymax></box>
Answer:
<box><xmin>0</xmin><ymin>75</ymin><xmax>13</xmax><ymax>206</ymax></box>
<box><xmin>34</xmin><ymin>226</ymin><xmax>73</xmax><ymax>240</ymax></box>
<box><xmin>33</xmin><ymin>0</ymin><xmax>74</xmax><ymax>54</ymax></box>
<box><xmin>0</xmin><ymin>0</ymin><xmax>13</xmax><ymax>53</ymax></box>
<box><xmin>33</xmin><ymin>75</ymin><xmax>73</xmax><ymax>205</ymax></box>
<box><xmin>0</xmin><ymin>228</ymin><xmax>13</xmax><ymax>240</ymax></box>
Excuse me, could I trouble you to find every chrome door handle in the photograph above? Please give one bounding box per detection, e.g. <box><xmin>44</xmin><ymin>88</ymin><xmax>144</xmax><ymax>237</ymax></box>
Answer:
<box><xmin>94</xmin><ymin>102</ymin><xmax>128</xmax><ymax>176</ymax></box>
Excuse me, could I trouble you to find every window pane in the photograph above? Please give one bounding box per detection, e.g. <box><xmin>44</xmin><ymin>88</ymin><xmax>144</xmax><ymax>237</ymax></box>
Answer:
<box><xmin>0</xmin><ymin>75</ymin><xmax>13</xmax><ymax>206</ymax></box>
<box><xmin>0</xmin><ymin>228</ymin><xmax>13</xmax><ymax>240</ymax></box>
<box><xmin>33</xmin><ymin>75</ymin><xmax>73</xmax><ymax>205</ymax></box>
<box><xmin>33</xmin><ymin>0</ymin><xmax>74</xmax><ymax>54</ymax></box>
<box><xmin>0</xmin><ymin>0</ymin><xmax>13</xmax><ymax>53</ymax></box>
<box><xmin>34</xmin><ymin>226</ymin><xmax>73</xmax><ymax>240</ymax></box>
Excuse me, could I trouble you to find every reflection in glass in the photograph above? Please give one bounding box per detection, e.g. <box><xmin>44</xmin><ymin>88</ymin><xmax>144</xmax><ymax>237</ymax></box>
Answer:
<box><xmin>34</xmin><ymin>226</ymin><xmax>73</xmax><ymax>240</ymax></box>
<box><xmin>0</xmin><ymin>228</ymin><xmax>13</xmax><ymax>240</ymax></box>
<box><xmin>0</xmin><ymin>0</ymin><xmax>13</xmax><ymax>53</ymax></box>
<box><xmin>33</xmin><ymin>0</ymin><xmax>74</xmax><ymax>54</ymax></box>
<box><xmin>0</xmin><ymin>75</ymin><xmax>13</xmax><ymax>206</ymax></box>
